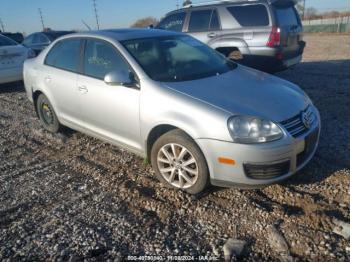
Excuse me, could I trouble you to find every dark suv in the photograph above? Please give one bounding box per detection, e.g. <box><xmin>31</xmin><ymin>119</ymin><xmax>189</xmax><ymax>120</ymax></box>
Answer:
<box><xmin>157</xmin><ymin>0</ymin><xmax>305</xmax><ymax>72</ymax></box>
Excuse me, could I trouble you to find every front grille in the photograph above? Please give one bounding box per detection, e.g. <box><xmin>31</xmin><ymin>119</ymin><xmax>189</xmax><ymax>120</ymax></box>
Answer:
<box><xmin>281</xmin><ymin>106</ymin><xmax>316</xmax><ymax>137</ymax></box>
<box><xmin>297</xmin><ymin>127</ymin><xmax>319</xmax><ymax>167</ymax></box>
<box><xmin>244</xmin><ymin>160</ymin><xmax>291</xmax><ymax>180</ymax></box>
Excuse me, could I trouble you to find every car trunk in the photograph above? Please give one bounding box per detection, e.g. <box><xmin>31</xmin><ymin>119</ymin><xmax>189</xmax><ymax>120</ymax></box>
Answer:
<box><xmin>273</xmin><ymin>2</ymin><xmax>304</xmax><ymax>60</ymax></box>
<box><xmin>0</xmin><ymin>45</ymin><xmax>27</xmax><ymax>70</ymax></box>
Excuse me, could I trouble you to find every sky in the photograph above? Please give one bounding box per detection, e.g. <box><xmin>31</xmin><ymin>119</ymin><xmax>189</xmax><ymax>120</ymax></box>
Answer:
<box><xmin>0</xmin><ymin>0</ymin><xmax>349</xmax><ymax>34</ymax></box>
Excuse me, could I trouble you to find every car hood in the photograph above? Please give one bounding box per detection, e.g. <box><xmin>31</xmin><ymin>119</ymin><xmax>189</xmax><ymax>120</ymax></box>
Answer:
<box><xmin>161</xmin><ymin>66</ymin><xmax>310</xmax><ymax>122</ymax></box>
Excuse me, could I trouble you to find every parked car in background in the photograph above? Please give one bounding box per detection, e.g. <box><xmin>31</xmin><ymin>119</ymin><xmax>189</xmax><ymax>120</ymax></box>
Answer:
<box><xmin>23</xmin><ymin>29</ymin><xmax>320</xmax><ymax>194</ymax></box>
<box><xmin>0</xmin><ymin>34</ymin><xmax>35</xmax><ymax>84</ymax></box>
<box><xmin>156</xmin><ymin>0</ymin><xmax>305</xmax><ymax>72</ymax></box>
<box><xmin>22</xmin><ymin>31</ymin><xmax>75</xmax><ymax>55</ymax></box>
<box><xmin>0</xmin><ymin>32</ymin><xmax>24</xmax><ymax>43</ymax></box>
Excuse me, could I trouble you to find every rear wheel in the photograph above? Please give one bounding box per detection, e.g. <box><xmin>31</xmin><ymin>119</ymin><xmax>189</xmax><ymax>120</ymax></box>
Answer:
<box><xmin>36</xmin><ymin>94</ymin><xmax>61</xmax><ymax>133</ymax></box>
<box><xmin>151</xmin><ymin>129</ymin><xmax>209</xmax><ymax>194</ymax></box>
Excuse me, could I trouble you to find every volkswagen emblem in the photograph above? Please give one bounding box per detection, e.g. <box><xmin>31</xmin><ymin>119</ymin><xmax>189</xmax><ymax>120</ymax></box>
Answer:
<box><xmin>301</xmin><ymin>111</ymin><xmax>312</xmax><ymax>129</ymax></box>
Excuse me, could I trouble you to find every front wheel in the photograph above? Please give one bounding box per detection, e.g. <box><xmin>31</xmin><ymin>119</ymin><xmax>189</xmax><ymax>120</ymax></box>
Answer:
<box><xmin>151</xmin><ymin>129</ymin><xmax>209</xmax><ymax>194</ymax></box>
<box><xmin>36</xmin><ymin>94</ymin><xmax>61</xmax><ymax>133</ymax></box>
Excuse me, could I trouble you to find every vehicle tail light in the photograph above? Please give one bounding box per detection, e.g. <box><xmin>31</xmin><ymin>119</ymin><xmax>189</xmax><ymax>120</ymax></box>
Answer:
<box><xmin>267</xmin><ymin>26</ymin><xmax>281</xmax><ymax>47</ymax></box>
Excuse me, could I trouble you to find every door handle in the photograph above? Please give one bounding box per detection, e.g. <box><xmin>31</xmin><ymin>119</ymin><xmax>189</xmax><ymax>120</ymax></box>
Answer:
<box><xmin>78</xmin><ymin>86</ymin><xmax>88</xmax><ymax>93</ymax></box>
<box><xmin>207</xmin><ymin>32</ymin><xmax>217</xmax><ymax>38</ymax></box>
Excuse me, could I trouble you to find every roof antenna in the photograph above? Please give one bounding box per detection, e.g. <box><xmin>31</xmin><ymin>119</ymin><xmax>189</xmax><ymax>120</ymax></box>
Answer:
<box><xmin>82</xmin><ymin>20</ymin><xmax>92</xmax><ymax>31</ymax></box>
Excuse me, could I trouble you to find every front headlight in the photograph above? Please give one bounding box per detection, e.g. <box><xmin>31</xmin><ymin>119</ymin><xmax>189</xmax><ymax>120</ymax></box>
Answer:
<box><xmin>227</xmin><ymin>116</ymin><xmax>283</xmax><ymax>144</ymax></box>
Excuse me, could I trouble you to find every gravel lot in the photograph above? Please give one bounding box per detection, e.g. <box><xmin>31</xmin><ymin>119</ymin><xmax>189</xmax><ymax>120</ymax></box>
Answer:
<box><xmin>0</xmin><ymin>34</ymin><xmax>349</xmax><ymax>260</ymax></box>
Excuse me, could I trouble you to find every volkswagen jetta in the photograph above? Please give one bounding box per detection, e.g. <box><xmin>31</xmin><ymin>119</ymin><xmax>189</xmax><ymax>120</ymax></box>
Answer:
<box><xmin>23</xmin><ymin>29</ymin><xmax>320</xmax><ymax>194</ymax></box>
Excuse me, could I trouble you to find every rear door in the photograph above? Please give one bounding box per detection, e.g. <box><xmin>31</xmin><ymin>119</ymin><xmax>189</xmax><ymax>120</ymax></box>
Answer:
<box><xmin>186</xmin><ymin>9</ymin><xmax>221</xmax><ymax>44</ymax></box>
<box><xmin>0</xmin><ymin>36</ymin><xmax>27</xmax><ymax>70</ymax></box>
<box><xmin>273</xmin><ymin>3</ymin><xmax>304</xmax><ymax>59</ymax></box>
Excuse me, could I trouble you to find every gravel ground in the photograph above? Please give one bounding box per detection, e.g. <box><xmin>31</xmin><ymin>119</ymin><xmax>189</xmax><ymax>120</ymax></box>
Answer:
<box><xmin>0</xmin><ymin>34</ymin><xmax>349</xmax><ymax>261</ymax></box>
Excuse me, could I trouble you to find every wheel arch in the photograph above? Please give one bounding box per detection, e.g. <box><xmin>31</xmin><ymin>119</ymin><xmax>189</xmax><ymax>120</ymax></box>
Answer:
<box><xmin>146</xmin><ymin>124</ymin><xmax>200</xmax><ymax>162</ymax></box>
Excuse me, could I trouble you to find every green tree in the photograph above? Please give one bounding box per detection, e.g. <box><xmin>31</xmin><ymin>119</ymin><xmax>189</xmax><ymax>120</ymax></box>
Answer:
<box><xmin>131</xmin><ymin>17</ymin><xmax>159</xmax><ymax>28</ymax></box>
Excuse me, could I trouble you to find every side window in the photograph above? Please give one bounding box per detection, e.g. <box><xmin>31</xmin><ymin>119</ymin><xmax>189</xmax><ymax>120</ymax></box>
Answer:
<box><xmin>39</xmin><ymin>34</ymin><xmax>50</xmax><ymax>44</ymax></box>
<box><xmin>210</xmin><ymin>10</ymin><xmax>220</xmax><ymax>30</ymax></box>
<box><xmin>83</xmin><ymin>39</ymin><xmax>130</xmax><ymax>80</ymax></box>
<box><xmin>227</xmin><ymin>5</ymin><xmax>269</xmax><ymax>27</ymax></box>
<box><xmin>45</xmin><ymin>39</ymin><xmax>81</xmax><ymax>72</ymax></box>
<box><xmin>32</xmin><ymin>34</ymin><xmax>40</xmax><ymax>44</ymax></box>
<box><xmin>22</xmin><ymin>34</ymin><xmax>34</xmax><ymax>45</ymax></box>
<box><xmin>188</xmin><ymin>10</ymin><xmax>212</xmax><ymax>32</ymax></box>
<box><xmin>157</xmin><ymin>12</ymin><xmax>186</xmax><ymax>32</ymax></box>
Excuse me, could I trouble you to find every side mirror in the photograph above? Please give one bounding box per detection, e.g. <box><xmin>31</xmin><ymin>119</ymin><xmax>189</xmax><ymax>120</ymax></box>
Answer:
<box><xmin>104</xmin><ymin>70</ymin><xmax>136</xmax><ymax>87</ymax></box>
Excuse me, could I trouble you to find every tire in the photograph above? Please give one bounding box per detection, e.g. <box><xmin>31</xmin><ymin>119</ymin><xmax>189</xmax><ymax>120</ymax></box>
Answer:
<box><xmin>228</xmin><ymin>50</ymin><xmax>243</xmax><ymax>61</ymax></box>
<box><xmin>151</xmin><ymin>129</ymin><xmax>209</xmax><ymax>194</ymax></box>
<box><xmin>36</xmin><ymin>94</ymin><xmax>61</xmax><ymax>133</ymax></box>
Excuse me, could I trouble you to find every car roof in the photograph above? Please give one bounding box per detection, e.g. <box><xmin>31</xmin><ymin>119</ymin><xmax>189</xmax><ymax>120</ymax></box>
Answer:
<box><xmin>65</xmin><ymin>29</ymin><xmax>182</xmax><ymax>41</ymax></box>
<box><xmin>42</xmin><ymin>31</ymin><xmax>75</xmax><ymax>36</ymax></box>
<box><xmin>167</xmin><ymin>0</ymin><xmax>296</xmax><ymax>14</ymax></box>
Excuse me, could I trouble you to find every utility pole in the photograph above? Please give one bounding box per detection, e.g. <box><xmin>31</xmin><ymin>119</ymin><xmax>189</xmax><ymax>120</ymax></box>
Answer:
<box><xmin>92</xmin><ymin>0</ymin><xmax>100</xmax><ymax>30</ymax></box>
<box><xmin>0</xmin><ymin>18</ymin><xmax>5</xmax><ymax>32</ymax></box>
<box><xmin>38</xmin><ymin>8</ymin><xmax>45</xmax><ymax>30</ymax></box>
<box><xmin>302</xmin><ymin>0</ymin><xmax>306</xmax><ymax>20</ymax></box>
<box><xmin>176</xmin><ymin>0</ymin><xmax>179</xmax><ymax>9</ymax></box>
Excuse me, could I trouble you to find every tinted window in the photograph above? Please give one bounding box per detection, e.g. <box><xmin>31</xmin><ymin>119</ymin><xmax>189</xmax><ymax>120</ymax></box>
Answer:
<box><xmin>157</xmin><ymin>12</ymin><xmax>186</xmax><ymax>32</ymax></box>
<box><xmin>275</xmin><ymin>7</ymin><xmax>299</xmax><ymax>26</ymax></box>
<box><xmin>122</xmin><ymin>36</ymin><xmax>236</xmax><ymax>82</ymax></box>
<box><xmin>0</xmin><ymin>35</ymin><xmax>17</xmax><ymax>46</ymax></box>
<box><xmin>83</xmin><ymin>39</ymin><xmax>130</xmax><ymax>80</ymax></box>
<box><xmin>45</xmin><ymin>39</ymin><xmax>81</xmax><ymax>72</ymax></box>
<box><xmin>22</xmin><ymin>34</ymin><xmax>34</xmax><ymax>46</ymax></box>
<box><xmin>39</xmin><ymin>34</ymin><xmax>50</xmax><ymax>44</ymax></box>
<box><xmin>32</xmin><ymin>34</ymin><xmax>40</xmax><ymax>44</ymax></box>
<box><xmin>189</xmin><ymin>10</ymin><xmax>212</xmax><ymax>32</ymax></box>
<box><xmin>210</xmin><ymin>10</ymin><xmax>220</xmax><ymax>30</ymax></box>
<box><xmin>227</xmin><ymin>5</ymin><xmax>269</xmax><ymax>26</ymax></box>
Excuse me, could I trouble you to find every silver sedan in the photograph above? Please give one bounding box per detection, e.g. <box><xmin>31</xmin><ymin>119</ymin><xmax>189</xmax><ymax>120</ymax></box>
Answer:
<box><xmin>23</xmin><ymin>29</ymin><xmax>320</xmax><ymax>194</ymax></box>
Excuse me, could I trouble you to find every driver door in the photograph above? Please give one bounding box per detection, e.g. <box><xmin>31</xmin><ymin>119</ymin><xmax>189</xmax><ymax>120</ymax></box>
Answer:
<box><xmin>76</xmin><ymin>39</ymin><xmax>142</xmax><ymax>151</ymax></box>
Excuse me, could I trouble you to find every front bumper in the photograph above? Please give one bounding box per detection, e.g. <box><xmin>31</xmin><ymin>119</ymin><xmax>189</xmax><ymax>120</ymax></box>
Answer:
<box><xmin>196</xmin><ymin>114</ymin><xmax>320</xmax><ymax>188</ymax></box>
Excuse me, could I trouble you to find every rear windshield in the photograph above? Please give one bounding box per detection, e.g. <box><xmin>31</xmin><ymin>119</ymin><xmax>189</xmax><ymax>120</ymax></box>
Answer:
<box><xmin>0</xmin><ymin>35</ymin><xmax>18</xmax><ymax>47</ymax></box>
<box><xmin>227</xmin><ymin>5</ymin><xmax>269</xmax><ymax>27</ymax></box>
<box><xmin>275</xmin><ymin>7</ymin><xmax>299</xmax><ymax>26</ymax></box>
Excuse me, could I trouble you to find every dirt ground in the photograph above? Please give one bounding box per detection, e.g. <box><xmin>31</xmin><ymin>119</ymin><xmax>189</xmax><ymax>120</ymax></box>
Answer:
<box><xmin>0</xmin><ymin>34</ymin><xmax>349</xmax><ymax>260</ymax></box>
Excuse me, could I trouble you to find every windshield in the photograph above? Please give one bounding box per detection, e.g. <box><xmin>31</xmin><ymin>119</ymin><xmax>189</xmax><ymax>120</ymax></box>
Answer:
<box><xmin>0</xmin><ymin>35</ymin><xmax>18</xmax><ymax>47</ymax></box>
<box><xmin>121</xmin><ymin>36</ymin><xmax>237</xmax><ymax>82</ymax></box>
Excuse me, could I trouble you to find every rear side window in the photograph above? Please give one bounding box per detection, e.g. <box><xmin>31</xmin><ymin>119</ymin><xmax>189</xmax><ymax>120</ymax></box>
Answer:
<box><xmin>0</xmin><ymin>35</ymin><xmax>17</xmax><ymax>46</ymax></box>
<box><xmin>22</xmin><ymin>34</ymin><xmax>34</xmax><ymax>46</ymax></box>
<box><xmin>39</xmin><ymin>34</ymin><xmax>50</xmax><ymax>44</ymax></box>
<box><xmin>188</xmin><ymin>9</ymin><xmax>220</xmax><ymax>32</ymax></box>
<box><xmin>157</xmin><ymin>12</ymin><xmax>186</xmax><ymax>32</ymax></box>
<box><xmin>83</xmin><ymin>39</ymin><xmax>130</xmax><ymax>80</ymax></box>
<box><xmin>45</xmin><ymin>39</ymin><xmax>81</xmax><ymax>72</ymax></box>
<box><xmin>275</xmin><ymin>7</ymin><xmax>299</xmax><ymax>26</ymax></box>
<box><xmin>227</xmin><ymin>5</ymin><xmax>269</xmax><ymax>27</ymax></box>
